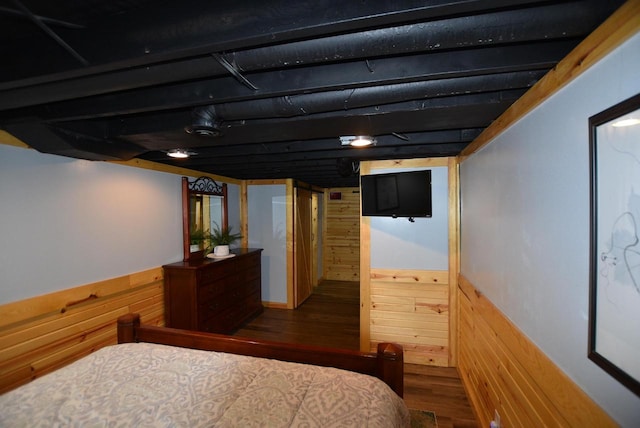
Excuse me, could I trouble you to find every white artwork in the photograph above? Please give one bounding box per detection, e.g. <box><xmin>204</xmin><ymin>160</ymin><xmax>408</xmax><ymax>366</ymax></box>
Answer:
<box><xmin>590</xmin><ymin>93</ymin><xmax>640</xmax><ymax>396</ymax></box>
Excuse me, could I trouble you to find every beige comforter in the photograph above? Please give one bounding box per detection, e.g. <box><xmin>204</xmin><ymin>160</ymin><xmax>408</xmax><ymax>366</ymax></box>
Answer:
<box><xmin>0</xmin><ymin>343</ymin><xmax>409</xmax><ymax>427</ymax></box>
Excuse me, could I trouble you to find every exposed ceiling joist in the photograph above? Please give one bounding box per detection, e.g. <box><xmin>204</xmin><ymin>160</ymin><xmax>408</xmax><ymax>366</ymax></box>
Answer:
<box><xmin>0</xmin><ymin>0</ymin><xmax>625</xmax><ymax>188</ymax></box>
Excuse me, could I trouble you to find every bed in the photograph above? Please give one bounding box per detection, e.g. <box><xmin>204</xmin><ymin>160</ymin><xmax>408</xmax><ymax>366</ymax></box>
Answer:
<box><xmin>0</xmin><ymin>313</ymin><xmax>410</xmax><ymax>427</ymax></box>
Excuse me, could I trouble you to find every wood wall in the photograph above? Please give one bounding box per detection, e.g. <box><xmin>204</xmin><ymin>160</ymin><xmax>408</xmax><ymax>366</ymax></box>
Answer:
<box><xmin>0</xmin><ymin>268</ymin><xmax>164</xmax><ymax>393</ymax></box>
<box><xmin>369</xmin><ymin>268</ymin><xmax>449</xmax><ymax>366</ymax></box>
<box><xmin>458</xmin><ymin>275</ymin><xmax>616</xmax><ymax>427</ymax></box>
<box><xmin>455</xmin><ymin>4</ymin><xmax>638</xmax><ymax>425</ymax></box>
<box><xmin>323</xmin><ymin>187</ymin><xmax>360</xmax><ymax>281</ymax></box>
<box><xmin>359</xmin><ymin>157</ymin><xmax>458</xmax><ymax>366</ymax></box>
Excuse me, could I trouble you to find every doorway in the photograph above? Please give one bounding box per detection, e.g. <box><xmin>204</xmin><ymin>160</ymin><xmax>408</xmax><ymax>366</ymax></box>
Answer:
<box><xmin>294</xmin><ymin>187</ymin><xmax>313</xmax><ymax>306</ymax></box>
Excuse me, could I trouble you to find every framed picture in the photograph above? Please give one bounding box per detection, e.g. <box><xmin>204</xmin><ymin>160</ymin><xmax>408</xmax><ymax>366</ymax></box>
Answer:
<box><xmin>589</xmin><ymin>93</ymin><xmax>640</xmax><ymax>397</ymax></box>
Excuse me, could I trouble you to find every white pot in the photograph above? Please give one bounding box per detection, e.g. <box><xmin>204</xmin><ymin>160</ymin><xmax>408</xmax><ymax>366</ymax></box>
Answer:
<box><xmin>214</xmin><ymin>245</ymin><xmax>230</xmax><ymax>256</ymax></box>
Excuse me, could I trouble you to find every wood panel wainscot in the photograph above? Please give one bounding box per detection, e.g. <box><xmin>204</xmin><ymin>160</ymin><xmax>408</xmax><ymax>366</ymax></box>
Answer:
<box><xmin>369</xmin><ymin>268</ymin><xmax>449</xmax><ymax>366</ymax></box>
<box><xmin>163</xmin><ymin>248</ymin><xmax>263</xmax><ymax>334</ymax></box>
<box><xmin>458</xmin><ymin>274</ymin><xmax>616</xmax><ymax>428</ymax></box>
<box><xmin>324</xmin><ymin>187</ymin><xmax>360</xmax><ymax>281</ymax></box>
<box><xmin>0</xmin><ymin>268</ymin><xmax>164</xmax><ymax>393</ymax></box>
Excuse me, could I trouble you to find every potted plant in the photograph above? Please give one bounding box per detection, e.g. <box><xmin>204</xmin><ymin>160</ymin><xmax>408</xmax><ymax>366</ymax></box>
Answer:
<box><xmin>189</xmin><ymin>226</ymin><xmax>210</xmax><ymax>253</ymax></box>
<box><xmin>209</xmin><ymin>224</ymin><xmax>242</xmax><ymax>256</ymax></box>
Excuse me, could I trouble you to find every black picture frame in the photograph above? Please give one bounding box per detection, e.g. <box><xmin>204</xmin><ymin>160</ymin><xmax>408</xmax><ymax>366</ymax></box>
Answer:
<box><xmin>588</xmin><ymin>92</ymin><xmax>640</xmax><ymax>397</ymax></box>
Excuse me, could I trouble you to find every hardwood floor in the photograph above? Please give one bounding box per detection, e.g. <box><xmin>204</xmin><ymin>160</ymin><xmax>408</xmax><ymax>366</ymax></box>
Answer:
<box><xmin>234</xmin><ymin>280</ymin><xmax>478</xmax><ymax>428</ymax></box>
<box><xmin>236</xmin><ymin>279</ymin><xmax>360</xmax><ymax>350</ymax></box>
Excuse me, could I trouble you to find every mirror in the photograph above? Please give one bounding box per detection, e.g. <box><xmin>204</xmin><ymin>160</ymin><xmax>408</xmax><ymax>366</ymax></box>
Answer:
<box><xmin>182</xmin><ymin>176</ymin><xmax>228</xmax><ymax>261</ymax></box>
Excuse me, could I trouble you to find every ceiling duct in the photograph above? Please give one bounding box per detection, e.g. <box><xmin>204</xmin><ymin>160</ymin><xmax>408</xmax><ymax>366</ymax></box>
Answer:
<box><xmin>4</xmin><ymin>121</ymin><xmax>145</xmax><ymax>160</ymax></box>
<box><xmin>185</xmin><ymin>106</ymin><xmax>222</xmax><ymax>137</ymax></box>
<box><xmin>337</xmin><ymin>158</ymin><xmax>360</xmax><ymax>177</ymax></box>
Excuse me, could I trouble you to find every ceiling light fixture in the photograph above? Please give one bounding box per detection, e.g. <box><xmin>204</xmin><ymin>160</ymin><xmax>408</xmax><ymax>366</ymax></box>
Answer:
<box><xmin>340</xmin><ymin>135</ymin><xmax>376</xmax><ymax>147</ymax></box>
<box><xmin>167</xmin><ymin>149</ymin><xmax>195</xmax><ymax>158</ymax></box>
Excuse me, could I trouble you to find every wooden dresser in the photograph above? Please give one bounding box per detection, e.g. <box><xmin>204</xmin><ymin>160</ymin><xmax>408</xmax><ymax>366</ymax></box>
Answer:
<box><xmin>163</xmin><ymin>248</ymin><xmax>263</xmax><ymax>334</ymax></box>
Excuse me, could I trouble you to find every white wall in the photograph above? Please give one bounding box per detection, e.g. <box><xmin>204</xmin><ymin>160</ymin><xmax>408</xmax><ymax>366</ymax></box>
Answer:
<box><xmin>0</xmin><ymin>144</ymin><xmax>184</xmax><ymax>304</ymax></box>
<box><xmin>247</xmin><ymin>184</ymin><xmax>288</xmax><ymax>304</ymax></box>
<box><xmin>370</xmin><ymin>166</ymin><xmax>448</xmax><ymax>270</ymax></box>
<box><xmin>460</xmin><ymin>33</ymin><xmax>640</xmax><ymax>426</ymax></box>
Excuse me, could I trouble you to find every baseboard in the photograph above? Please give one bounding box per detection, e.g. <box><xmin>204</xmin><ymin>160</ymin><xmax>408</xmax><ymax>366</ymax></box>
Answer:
<box><xmin>262</xmin><ymin>301</ymin><xmax>288</xmax><ymax>309</ymax></box>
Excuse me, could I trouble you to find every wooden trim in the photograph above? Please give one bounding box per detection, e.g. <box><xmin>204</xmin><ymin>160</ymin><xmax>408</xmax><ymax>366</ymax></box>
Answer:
<box><xmin>110</xmin><ymin>158</ymin><xmax>242</xmax><ymax>185</ymax></box>
<box><xmin>118</xmin><ymin>313</ymin><xmax>404</xmax><ymax>397</ymax></box>
<box><xmin>322</xmin><ymin>190</ymin><xmax>329</xmax><ymax>279</ymax></box>
<box><xmin>0</xmin><ymin>130</ymin><xmax>29</xmax><ymax>148</ymax></box>
<box><xmin>246</xmin><ymin>178</ymin><xmax>288</xmax><ymax>185</ymax></box>
<box><xmin>448</xmin><ymin>157</ymin><xmax>460</xmax><ymax>366</ymax></box>
<box><xmin>240</xmin><ymin>180</ymin><xmax>249</xmax><ymax>248</ymax></box>
<box><xmin>370</xmin><ymin>268</ymin><xmax>448</xmax><ymax>284</ymax></box>
<box><xmin>367</xmin><ymin>157</ymin><xmax>449</xmax><ymax>170</ymax></box>
<box><xmin>0</xmin><ymin>267</ymin><xmax>163</xmax><ymax>329</ymax></box>
<box><xmin>460</xmin><ymin>1</ymin><xmax>640</xmax><ymax>160</ymax></box>
<box><xmin>285</xmin><ymin>179</ymin><xmax>295</xmax><ymax>309</ymax></box>
<box><xmin>311</xmin><ymin>192</ymin><xmax>319</xmax><ymax>287</ymax></box>
<box><xmin>221</xmin><ymin>183</ymin><xmax>229</xmax><ymax>230</ymax></box>
<box><xmin>293</xmin><ymin>187</ymin><xmax>314</xmax><ymax>307</ymax></box>
<box><xmin>262</xmin><ymin>301</ymin><xmax>288</xmax><ymax>309</ymax></box>
<box><xmin>458</xmin><ymin>274</ymin><xmax>616</xmax><ymax>427</ymax></box>
<box><xmin>359</xmin><ymin>161</ymin><xmax>372</xmax><ymax>352</ymax></box>
<box><xmin>181</xmin><ymin>177</ymin><xmax>190</xmax><ymax>261</ymax></box>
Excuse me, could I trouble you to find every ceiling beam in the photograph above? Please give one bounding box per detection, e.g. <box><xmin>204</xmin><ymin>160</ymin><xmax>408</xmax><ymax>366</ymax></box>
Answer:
<box><xmin>140</xmin><ymin>129</ymin><xmax>483</xmax><ymax>160</ymax></box>
<box><xmin>1</xmin><ymin>0</ymin><xmax>603</xmax><ymax>103</ymax></box>
<box><xmin>0</xmin><ymin>0</ymin><xmax>548</xmax><ymax>84</ymax></box>
<box><xmin>0</xmin><ymin>39</ymin><xmax>571</xmax><ymax>114</ymax></box>
<box><xmin>112</xmin><ymin>89</ymin><xmax>523</xmax><ymax>150</ymax></box>
<box><xmin>171</xmin><ymin>143</ymin><xmax>471</xmax><ymax>167</ymax></box>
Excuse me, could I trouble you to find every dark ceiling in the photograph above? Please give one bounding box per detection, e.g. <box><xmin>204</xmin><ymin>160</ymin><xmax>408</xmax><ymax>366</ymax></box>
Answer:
<box><xmin>0</xmin><ymin>0</ymin><xmax>624</xmax><ymax>187</ymax></box>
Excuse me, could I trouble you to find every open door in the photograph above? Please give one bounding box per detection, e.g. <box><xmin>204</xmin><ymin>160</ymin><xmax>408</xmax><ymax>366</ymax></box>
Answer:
<box><xmin>294</xmin><ymin>187</ymin><xmax>313</xmax><ymax>307</ymax></box>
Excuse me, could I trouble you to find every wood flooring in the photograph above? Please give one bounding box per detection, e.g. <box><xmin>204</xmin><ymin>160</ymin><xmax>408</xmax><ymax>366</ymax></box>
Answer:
<box><xmin>234</xmin><ymin>280</ymin><xmax>478</xmax><ymax>428</ymax></box>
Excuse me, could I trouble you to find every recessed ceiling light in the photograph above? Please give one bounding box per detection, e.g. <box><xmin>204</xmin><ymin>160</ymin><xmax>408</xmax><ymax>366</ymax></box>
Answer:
<box><xmin>167</xmin><ymin>149</ymin><xmax>195</xmax><ymax>158</ymax></box>
<box><xmin>339</xmin><ymin>135</ymin><xmax>376</xmax><ymax>147</ymax></box>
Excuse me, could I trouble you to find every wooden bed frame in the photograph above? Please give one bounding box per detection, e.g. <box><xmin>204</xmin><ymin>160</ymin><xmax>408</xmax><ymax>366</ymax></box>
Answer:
<box><xmin>117</xmin><ymin>313</ymin><xmax>404</xmax><ymax>397</ymax></box>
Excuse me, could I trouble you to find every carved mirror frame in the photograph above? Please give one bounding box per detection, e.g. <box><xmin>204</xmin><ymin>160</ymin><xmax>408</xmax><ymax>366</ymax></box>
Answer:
<box><xmin>182</xmin><ymin>176</ymin><xmax>228</xmax><ymax>261</ymax></box>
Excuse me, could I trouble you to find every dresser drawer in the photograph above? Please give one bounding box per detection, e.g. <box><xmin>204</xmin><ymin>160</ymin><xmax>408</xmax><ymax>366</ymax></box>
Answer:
<box><xmin>205</xmin><ymin>291</ymin><xmax>262</xmax><ymax>334</ymax></box>
<box><xmin>235</xmin><ymin>253</ymin><xmax>260</xmax><ymax>271</ymax></box>
<box><xmin>198</xmin><ymin>296</ymin><xmax>236</xmax><ymax>325</ymax></box>
<box><xmin>237</xmin><ymin>264</ymin><xmax>261</xmax><ymax>283</ymax></box>
<box><xmin>199</xmin><ymin>282</ymin><xmax>246</xmax><ymax>320</ymax></box>
<box><xmin>198</xmin><ymin>273</ymin><xmax>239</xmax><ymax>301</ymax></box>
<box><xmin>233</xmin><ymin>277</ymin><xmax>260</xmax><ymax>299</ymax></box>
<box><xmin>198</xmin><ymin>261</ymin><xmax>236</xmax><ymax>286</ymax></box>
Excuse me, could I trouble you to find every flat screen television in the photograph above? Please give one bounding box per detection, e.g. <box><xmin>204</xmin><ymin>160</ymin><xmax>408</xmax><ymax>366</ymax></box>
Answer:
<box><xmin>360</xmin><ymin>170</ymin><xmax>432</xmax><ymax>218</ymax></box>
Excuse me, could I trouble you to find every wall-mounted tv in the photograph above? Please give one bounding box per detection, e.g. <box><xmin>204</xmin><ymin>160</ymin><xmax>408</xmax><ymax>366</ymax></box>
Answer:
<box><xmin>360</xmin><ymin>170</ymin><xmax>432</xmax><ymax>219</ymax></box>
